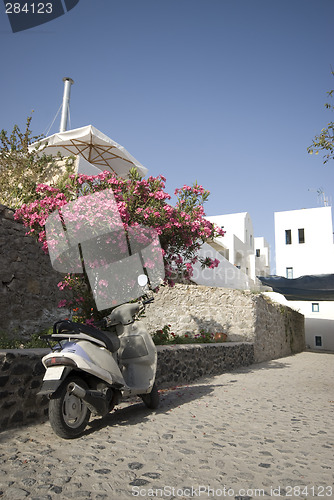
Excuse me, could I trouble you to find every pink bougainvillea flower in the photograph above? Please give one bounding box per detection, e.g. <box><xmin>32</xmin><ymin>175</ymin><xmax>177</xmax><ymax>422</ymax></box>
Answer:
<box><xmin>14</xmin><ymin>171</ymin><xmax>224</xmax><ymax>322</ymax></box>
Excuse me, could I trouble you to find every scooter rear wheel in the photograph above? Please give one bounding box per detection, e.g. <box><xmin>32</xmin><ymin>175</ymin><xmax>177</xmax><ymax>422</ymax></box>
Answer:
<box><xmin>49</xmin><ymin>375</ymin><xmax>91</xmax><ymax>439</ymax></box>
<box><xmin>140</xmin><ymin>382</ymin><xmax>160</xmax><ymax>409</ymax></box>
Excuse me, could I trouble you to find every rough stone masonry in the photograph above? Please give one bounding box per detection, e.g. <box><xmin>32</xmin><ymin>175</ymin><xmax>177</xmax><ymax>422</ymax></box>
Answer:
<box><xmin>0</xmin><ymin>342</ymin><xmax>254</xmax><ymax>431</ymax></box>
<box><xmin>142</xmin><ymin>284</ymin><xmax>305</xmax><ymax>363</ymax></box>
<box><xmin>1</xmin><ymin>204</ymin><xmax>305</xmax><ymax>361</ymax></box>
<box><xmin>0</xmin><ymin>204</ymin><xmax>70</xmax><ymax>339</ymax></box>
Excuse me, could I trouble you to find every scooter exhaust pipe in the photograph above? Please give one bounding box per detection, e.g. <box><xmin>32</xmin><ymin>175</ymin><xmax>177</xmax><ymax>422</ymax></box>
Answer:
<box><xmin>68</xmin><ymin>382</ymin><xmax>109</xmax><ymax>416</ymax></box>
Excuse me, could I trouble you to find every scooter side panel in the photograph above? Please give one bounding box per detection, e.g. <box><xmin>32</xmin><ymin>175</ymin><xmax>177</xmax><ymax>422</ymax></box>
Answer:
<box><xmin>41</xmin><ymin>341</ymin><xmax>124</xmax><ymax>387</ymax></box>
<box><xmin>118</xmin><ymin>322</ymin><xmax>157</xmax><ymax>391</ymax></box>
<box><xmin>78</xmin><ymin>341</ymin><xmax>124</xmax><ymax>387</ymax></box>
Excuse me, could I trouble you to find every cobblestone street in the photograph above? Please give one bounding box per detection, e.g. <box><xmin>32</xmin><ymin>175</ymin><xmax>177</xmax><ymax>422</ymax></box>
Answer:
<box><xmin>0</xmin><ymin>351</ymin><xmax>333</xmax><ymax>500</ymax></box>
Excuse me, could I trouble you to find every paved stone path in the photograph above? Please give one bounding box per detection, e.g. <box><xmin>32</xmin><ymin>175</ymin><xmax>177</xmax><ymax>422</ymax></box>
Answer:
<box><xmin>0</xmin><ymin>351</ymin><xmax>333</xmax><ymax>500</ymax></box>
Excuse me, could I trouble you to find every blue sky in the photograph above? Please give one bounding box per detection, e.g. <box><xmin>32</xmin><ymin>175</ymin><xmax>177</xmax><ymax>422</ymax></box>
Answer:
<box><xmin>1</xmin><ymin>0</ymin><xmax>334</xmax><ymax>271</ymax></box>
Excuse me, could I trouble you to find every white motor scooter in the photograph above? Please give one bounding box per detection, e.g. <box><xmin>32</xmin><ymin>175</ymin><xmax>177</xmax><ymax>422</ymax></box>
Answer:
<box><xmin>38</xmin><ymin>275</ymin><xmax>159</xmax><ymax>439</ymax></box>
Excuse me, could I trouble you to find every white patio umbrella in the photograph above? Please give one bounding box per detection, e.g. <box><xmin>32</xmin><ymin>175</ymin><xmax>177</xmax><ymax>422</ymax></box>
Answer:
<box><xmin>29</xmin><ymin>125</ymin><xmax>148</xmax><ymax>178</ymax></box>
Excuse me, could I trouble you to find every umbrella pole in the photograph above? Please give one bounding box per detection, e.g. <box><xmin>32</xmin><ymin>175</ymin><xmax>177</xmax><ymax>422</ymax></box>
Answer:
<box><xmin>60</xmin><ymin>77</ymin><xmax>74</xmax><ymax>132</ymax></box>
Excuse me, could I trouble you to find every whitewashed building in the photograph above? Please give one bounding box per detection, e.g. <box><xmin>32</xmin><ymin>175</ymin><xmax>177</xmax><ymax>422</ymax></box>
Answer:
<box><xmin>192</xmin><ymin>212</ymin><xmax>270</xmax><ymax>289</ymax></box>
<box><xmin>267</xmin><ymin>206</ymin><xmax>334</xmax><ymax>351</ymax></box>
<box><xmin>254</xmin><ymin>236</ymin><xmax>270</xmax><ymax>278</ymax></box>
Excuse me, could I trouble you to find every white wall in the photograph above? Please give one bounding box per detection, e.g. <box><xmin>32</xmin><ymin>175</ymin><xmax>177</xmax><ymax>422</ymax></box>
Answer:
<box><xmin>208</xmin><ymin>212</ymin><xmax>254</xmax><ymax>249</ymax></box>
<box><xmin>275</xmin><ymin>207</ymin><xmax>334</xmax><ymax>277</ymax></box>
<box><xmin>207</xmin><ymin>212</ymin><xmax>260</xmax><ymax>282</ymax></box>
<box><xmin>254</xmin><ymin>236</ymin><xmax>270</xmax><ymax>277</ymax></box>
<box><xmin>272</xmin><ymin>206</ymin><xmax>334</xmax><ymax>351</ymax></box>
<box><xmin>265</xmin><ymin>292</ymin><xmax>334</xmax><ymax>351</ymax></box>
<box><xmin>192</xmin><ymin>242</ymin><xmax>252</xmax><ymax>290</ymax></box>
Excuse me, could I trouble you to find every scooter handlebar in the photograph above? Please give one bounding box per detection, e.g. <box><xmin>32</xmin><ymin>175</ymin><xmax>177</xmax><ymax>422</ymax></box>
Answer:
<box><xmin>95</xmin><ymin>318</ymin><xmax>107</xmax><ymax>329</ymax></box>
<box><xmin>102</xmin><ymin>297</ymin><xmax>154</xmax><ymax>327</ymax></box>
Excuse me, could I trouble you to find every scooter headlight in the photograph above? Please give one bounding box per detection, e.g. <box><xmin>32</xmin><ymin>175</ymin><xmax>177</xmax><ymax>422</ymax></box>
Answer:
<box><xmin>44</xmin><ymin>356</ymin><xmax>77</xmax><ymax>368</ymax></box>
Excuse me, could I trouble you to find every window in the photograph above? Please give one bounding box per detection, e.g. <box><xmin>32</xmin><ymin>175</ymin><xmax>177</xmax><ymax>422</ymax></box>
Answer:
<box><xmin>312</xmin><ymin>303</ymin><xmax>319</xmax><ymax>312</ymax></box>
<box><xmin>285</xmin><ymin>229</ymin><xmax>292</xmax><ymax>245</ymax></box>
<box><xmin>286</xmin><ymin>267</ymin><xmax>293</xmax><ymax>279</ymax></box>
<box><xmin>298</xmin><ymin>228</ymin><xmax>305</xmax><ymax>244</ymax></box>
<box><xmin>256</xmin><ymin>249</ymin><xmax>260</xmax><ymax>257</ymax></box>
<box><xmin>315</xmin><ymin>336</ymin><xmax>322</xmax><ymax>347</ymax></box>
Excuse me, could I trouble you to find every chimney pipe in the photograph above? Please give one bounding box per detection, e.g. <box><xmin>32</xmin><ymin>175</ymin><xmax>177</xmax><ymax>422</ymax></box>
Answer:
<box><xmin>60</xmin><ymin>77</ymin><xmax>74</xmax><ymax>132</ymax></box>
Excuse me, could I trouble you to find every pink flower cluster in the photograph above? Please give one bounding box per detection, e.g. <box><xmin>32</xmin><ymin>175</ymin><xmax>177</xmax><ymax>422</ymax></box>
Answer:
<box><xmin>14</xmin><ymin>170</ymin><xmax>225</xmax><ymax>320</ymax></box>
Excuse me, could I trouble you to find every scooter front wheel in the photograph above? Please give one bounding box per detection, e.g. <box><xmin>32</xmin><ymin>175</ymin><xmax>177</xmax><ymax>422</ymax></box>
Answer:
<box><xmin>140</xmin><ymin>382</ymin><xmax>160</xmax><ymax>409</ymax></box>
<box><xmin>49</xmin><ymin>375</ymin><xmax>91</xmax><ymax>439</ymax></box>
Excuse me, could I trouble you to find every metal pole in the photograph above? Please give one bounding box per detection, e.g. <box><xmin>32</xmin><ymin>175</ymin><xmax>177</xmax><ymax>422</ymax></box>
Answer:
<box><xmin>59</xmin><ymin>77</ymin><xmax>74</xmax><ymax>132</ymax></box>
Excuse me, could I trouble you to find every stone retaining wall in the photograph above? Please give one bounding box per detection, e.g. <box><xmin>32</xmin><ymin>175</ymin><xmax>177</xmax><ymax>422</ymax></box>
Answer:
<box><xmin>0</xmin><ymin>349</ymin><xmax>48</xmax><ymax>431</ymax></box>
<box><xmin>1</xmin><ymin>205</ymin><xmax>304</xmax><ymax>364</ymax></box>
<box><xmin>0</xmin><ymin>206</ymin><xmax>304</xmax><ymax>432</ymax></box>
<box><xmin>0</xmin><ymin>204</ymin><xmax>70</xmax><ymax>340</ymax></box>
<box><xmin>156</xmin><ymin>342</ymin><xmax>254</xmax><ymax>388</ymax></box>
<box><xmin>142</xmin><ymin>284</ymin><xmax>305</xmax><ymax>362</ymax></box>
<box><xmin>0</xmin><ymin>342</ymin><xmax>254</xmax><ymax>432</ymax></box>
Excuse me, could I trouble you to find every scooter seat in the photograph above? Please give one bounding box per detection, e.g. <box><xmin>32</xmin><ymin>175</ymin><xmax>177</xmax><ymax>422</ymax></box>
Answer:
<box><xmin>54</xmin><ymin>320</ymin><xmax>120</xmax><ymax>353</ymax></box>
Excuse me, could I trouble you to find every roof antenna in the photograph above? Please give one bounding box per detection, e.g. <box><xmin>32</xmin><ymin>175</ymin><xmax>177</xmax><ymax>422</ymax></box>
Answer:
<box><xmin>308</xmin><ymin>187</ymin><xmax>331</xmax><ymax>207</ymax></box>
<box><xmin>59</xmin><ymin>77</ymin><xmax>74</xmax><ymax>132</ymax></box>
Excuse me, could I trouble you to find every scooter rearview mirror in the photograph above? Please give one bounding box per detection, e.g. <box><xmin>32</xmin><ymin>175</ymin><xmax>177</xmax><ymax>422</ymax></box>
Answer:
<box><xmin>138</xmin><ymin>274</ymin><xmax>148</xmax><ymax>287</ymax></box>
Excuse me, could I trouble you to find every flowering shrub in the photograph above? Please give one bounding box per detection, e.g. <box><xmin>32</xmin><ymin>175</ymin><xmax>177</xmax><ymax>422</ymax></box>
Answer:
<box><xmin>152</xmin><ymin>325</ymin><xmax>227</xmax><ymax>345</ymax></box>
<box><xmin>15</xmin><ymin>168</ymin><xmax>225</xmax><ymax>321</ymax></box>
<box><xmin>0</xmin><ymin>116</ymin><xmax>75</xmax><ymax>209</ymax></box>
<box><xmin>151</xmin><ymin>324</ymin><xmax>173</xmax><ymax>345</ymax></box>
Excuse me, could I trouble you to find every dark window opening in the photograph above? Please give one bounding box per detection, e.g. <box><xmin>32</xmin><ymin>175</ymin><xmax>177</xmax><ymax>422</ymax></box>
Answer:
<box><xmin>298</xmin><ymin>228</ymin><xmax>305</xmax><ymax>244</ymax></box>
<box><xmin>256</xmin><ymin>249</ymin><xmax>260</xmax><ymax>257</ymax></box>
<box><xmin>285</xmin><ymin>229</ymin><xmax>292</xmax><ymax>245</ymax></box>
<box><xmin>315</xmin><ymin>336</ymin><xmax>322</xmax><ymax>347</ymax></box>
